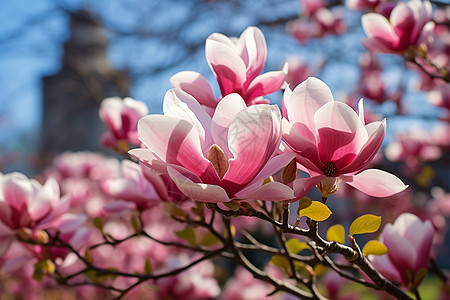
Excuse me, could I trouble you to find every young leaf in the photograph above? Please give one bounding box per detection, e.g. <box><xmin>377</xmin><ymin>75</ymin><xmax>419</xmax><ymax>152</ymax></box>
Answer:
<box><xmin>270</xmin><ymin>254</ymin><xmax>290</xmax><ymax>275</ymax></box>
<box><xmin>175</xmin><ymin>227</ymin><xmax>196</xmax><ymax>247</ymax></box>
<box><xmin>362</xmin><ymin>240</ymin><xmax>388</xmax><ymax>256</ymax></box>
<box><xmin>297</xmin><ymin>198</ymin><xmax>332</xmax><ymax>221</ymax></box>
<box><xmin>200</xmin><ymin>232</ymin><xmax>221</xmax><ymax>247</ymax></box>
<box><xmin>93</xmin><ymin>217</ymin><xmax>104</xmax><ymax>230</ymax></box>
<box><xmin>327</xmin><ymin>224</ymin><xmax>345</xmax><ymax>244</ymax></box>
<box><xmin>286</xmin><ymin>238</ymin><xmax>309</xmax><ymax>254</ymax></box>
<box><xmin>349</xmin><ymin>214</ymin><xmax>381</xmax><ymax>236</ymax></box>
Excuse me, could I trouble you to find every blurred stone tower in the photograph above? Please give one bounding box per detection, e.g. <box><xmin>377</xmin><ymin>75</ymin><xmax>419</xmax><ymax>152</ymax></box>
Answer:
<box><xmin>42</xmin><ymin>9</ymin><xmax>129</xmax><ymax>156</ymax></box>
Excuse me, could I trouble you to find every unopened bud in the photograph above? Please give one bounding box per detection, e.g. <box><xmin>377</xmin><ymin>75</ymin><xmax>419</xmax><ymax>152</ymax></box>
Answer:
<box><xmin>316</xmin><ymin>177</ymin><xmax>338</xmax><ymax>197</ymax></box>
<box><xmin>35</xmin><ymin>230</ymin><xmax>49</xmax><ymax>244</ymax></box>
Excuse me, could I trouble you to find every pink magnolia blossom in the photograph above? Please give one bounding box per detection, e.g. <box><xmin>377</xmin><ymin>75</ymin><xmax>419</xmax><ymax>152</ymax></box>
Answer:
<box><xmin>282</xmin><ymin>77</ymin><xmax>408</xmax><ymax>198</ymax></box>
<box><xmin>346</xmin><ymin>0</ymin><xmax>383</xmax><ymax>11</ymax></box>
<box><xmin>362</xmin><ymin>0</ymin><xmax>432</xmax><ymax>53</ymax></box>
<box><xmin>171</xmin><ymin>27</ymin><xmax>287</xmax><ymax>110</ymax></box>
<box><xmin>130</xmin><ymin>89</ymin><xmax>295</xmax><ymax>203</ymax></box>
<box><xmin>99</xmin><ymin>97</ymin><xmax>149</xmax><ymax>150</ymax></box>
<box><xmin>0</xmin><ymin>172</ymin><xmax>69</xmax><ymax>256</ymax></box>
<box><xmin>102</xmin><ymin>160</ymin><xmax>164</xmax><ymax>211</ymax></box>
<box><xmin>302</xmin><ymin>0</ymin><xmax>326</xmax><ymax>16</ymax></box>
<box><xmin>369</xmin><ymin>212</ymin><xmax>434</xmax><ymax>288</ymax></box>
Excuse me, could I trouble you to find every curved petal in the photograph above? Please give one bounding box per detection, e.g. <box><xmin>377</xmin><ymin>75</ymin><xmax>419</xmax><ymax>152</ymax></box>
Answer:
<box><xmin>282</xmin><ymin>118</ymin><xmax>323</xmax><ymax>174</ymax></box>
<box><xmin>163</xmin><ymin>89</ymin><xmax>213</xmax><ymax>150</ymax></box>
<box><xmin>237</xmin><ymin>181</ymin><xmax>294</xmax><ymax>201</ymax></box>
<box><xmin>244</xmin><ymin>67</ymin><xmax>287</xmax><ymax>101</ymax></box>
<box><xmin>137</xmin><ymin>115</ymin><xmax>217</xmax><ymax>182</ymax></box>
<box><xmin>206</xmin><ymin>34</ymin><xmax>247</xmax><ymax>96</ymax></box>
<box><xmin>340</xmin><ymin>169</ymin><xmax>408</xmax><ymax>197</ymax></box>
<box><xmin>315</xmin><ymin>102</ymin><xmax>368</xmax><ymax>170</ymax></box>
<box><xmin>239</xmin><ymin>27</ymin><xmax>267</xmax><ymax>82</ymax></box>
<box><xmin>339</xmin><ymin>120</ymin><xmax>386</xmax><ymax>174</ymax></box>
<box><xmin>167</xmin><ymin>166</ymin><xmax>230</xmax><ymax>203</ymax></box>
<box><xmin>235</xmin><ymin>151</ymin><xmax>296</xmax><ymax>197</ymax></box>
<box><xmin>29</xmin><ymin>177</ymin><xmax>60</xmax><ymax>221</ymax></box>
<box><xmin>211</xmin><ymin>93</ymin><xmax>247</xmax><ymax>159</ymax></box>
<box><xmin>368</xmin><ymin>254</ymin><xmax>401</xmax><ymax>284</ymax></box>
<box><xmin>362</xmin><ymin>13</ymin><xmax>398</xmax><ymax>47</ymax></box>
<box><xmin>390</xmin><ymin>3</ymin><xmax>415</xmax><ymax>48</ymax></box>
<box><xmin>382</xmin><ymin>224</ymin><xmax>416</xmax><ymax>284</ymax></box>
<box><xmin>1</xmin><ymin>172</ymin><xmax>33</xmax><ymax>212</ymax></box>
<box><xmin>224</xmin><ymin>105</ymin><xmax>281</xmax><ymax>185</ymax></box>
<box><xmin>292</xmin><ymin>175</ymin><xmax>325</xmax><ymax>199</ymax></box>
<box><xmin>285</xmin><ymin>77</ymin><xmax>333</xmax><ymax>142</ymax></box>
<box><xmin>170</xmin><ymin>71</ymin><xmax>217</xmax><ymax>108</ymax></box>
<box><xmin>128</xmin><ymin>149</ymin><xmax>169</xmax><ymax>174</ymax></box>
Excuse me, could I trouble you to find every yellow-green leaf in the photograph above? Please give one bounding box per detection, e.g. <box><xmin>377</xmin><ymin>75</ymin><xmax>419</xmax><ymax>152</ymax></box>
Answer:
<box><xmin>286</xmin><ymin>238</ymin><xmax>309</xmax><ymax>254</ymax></box>
<box><xmin>270</xmin><ymin>254</ymin><xmax>290</xmax><ymax>275</ymax></box>
<box><xmin>362</xmin><ymin>240</ymin><xmax>388</xmax><ymax>256</ymax></box>
<box><xmin>327</xmin><ymin>224</ymin><xmax>345</xmax><ymax>244</ymax></box>
<box><xmin>349</xmin><ymin>214</ymin><xmax>381</xmax><ymax>236</ymax></box>
<box><xmin>314</xmin><ymin>264</ymin><xmax>329</xmax><ymax>276</ymax></box>
<box><xmin>175</xmin><ymin>227</ymin><xmax>196</xmax><ymax>247</ymax></box>
<box><xmin>200</xmin><ymin>232</ymin><xmax>221</xmax><ymax>247</ymax></box>
<box><xmin>297</xmin><ymin>198</ymin><xmax>332</xmax><ymax>221</ymax></box>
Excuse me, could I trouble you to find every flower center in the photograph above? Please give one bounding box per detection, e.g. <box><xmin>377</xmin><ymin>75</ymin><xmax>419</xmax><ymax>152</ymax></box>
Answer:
<box><xmin>324</xmin><ymin>162</ymin><xmax>336</xmax><ymax>177</ymax></box>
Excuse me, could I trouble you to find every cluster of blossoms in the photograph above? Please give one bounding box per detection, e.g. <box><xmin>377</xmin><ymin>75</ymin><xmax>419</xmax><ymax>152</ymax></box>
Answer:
<box><xmin>1</xmin><ymin>1</ymin><xmax>449</xmax><ymax>297</ymax></box>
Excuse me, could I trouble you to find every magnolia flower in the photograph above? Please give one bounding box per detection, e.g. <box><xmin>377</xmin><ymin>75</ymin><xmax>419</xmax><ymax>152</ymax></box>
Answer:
<box><xmin>170</xmin><ymin>27</ymin><xmax>287</xmax><ymax>112</ymax></box>
<box><xmin>0</xmin><ymin>172</ymin><xmax>69</xmax><ymax>256</ymax></box>
<box><xmin>130</xmin><ymin>89</ymin><xmax>295</xmax><ymax>203</ymax></box>
<box><xmin>282</xmin><ymin>77</ymin><xmax>408</xmax><ymax>198</ymax></box>
<box><xmin>99</xmin><ymin>97</ymin><xmax>149</xmax><ymax>150</ymax></box>
<box><xmin>102</xmin><ymin>160</ymin><xmax>164</xmax><ymax>211</ymax></box>
<box><xmin>369</xmin><ymin>213</ymin><xmax>434</xmax><ymax>288</ymax></box>
<box><xmin>362</xmin><ymin>0</ymin><xmax>432</xmax><ymax>53</ymax></box>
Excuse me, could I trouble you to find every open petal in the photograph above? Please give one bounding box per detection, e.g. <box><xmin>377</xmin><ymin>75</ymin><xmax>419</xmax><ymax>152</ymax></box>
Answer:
<box><xmin>170</xmin><ymin>71</ymin><xmax>217</xmax><ymax>108</ymax></box>
<box><xmin>128</xmin><ymin>149</ymin><xmax>169</xmax><ymax>174</ymax></box>
<box><xmin>206</xmin><ymin>35</ymin><xmax>247</xmax><ymax>96</ymax></box>
<box><xmin>339</xmin><ymin>120</ymin><xmax>385</xmax><ymax>174</ymax></box>
<box><xmin>315</xmin><ymin>102</ymin><xmax>368</xmax><ymax>170</ymax></box>
<box><xmin>224</xmin><ymin>105</ymin><xmax>281</xmax><ymax>185</ymax></box>
<box><xmin>368</xmin><ymin>254</ymin><xmax>401</xmax><ymax>284</ymax></box>
<box><xmin>163</xmin><ymin>89</ymin><xmax>213</xmax><ymax>150</ymax></box>
<box><xmin>137</xmin><ymin>115</ymin><xmax>217</xmax><ymax>182</ymax></box>
<box><xmin>244</xmin><ymin>67</ymin><xmax>287</xmax><ymax>101</ymax></box>
<box><xmin>236</xmin><ymin>181</ymin><xmax>294</xmax><ymax>201</ymax></box>
<box><xmin>293</xmin><ymin>175</ymin><xmax>325</xmax><ymax>199</ymax></box>
<box><xmin>235</xmin><ymin>151</ymin><xmax>296</xmax><ymax>197</ymax></box>
<box><xmin>340</xmin><ymin>169</ymin><xmax>408</xmax><ymax>197</ymax></box>
<box><xmin>282</xmin><ymin>118</ymin><xmax>323</xmax><ymax>174</ymax></box>
<box><xmin>211</xmin><ymin>93</ymin><xmax>247</xmax><ymax>159</ymax></box>
<box><xmin>285</xmin><ymin>77</ymin><xmax>333</xmax><ymax>142</ymax></box>
<box><xmin>167</xmin><ymin>167</ymin><xmax>230</xmax><ymax>203</ymax></box>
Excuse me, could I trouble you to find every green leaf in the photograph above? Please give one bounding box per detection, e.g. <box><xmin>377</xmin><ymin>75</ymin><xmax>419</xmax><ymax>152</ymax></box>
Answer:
<box><xmin>175</xmin><ymin>226</ymin><xmax>196</xmax><ymax>247</ymax></box>
<box><xmin>33</xmin><ymin>261</ymin><xmax>45</xmax><ymax>281</ymax></box>
<box><xmin>297</xmin><ymin>197</ymin><xmax>332</xmax><ymax>221</ymax></box>
<box><xmin>286</xmin><ymin>238</ymin><xmax>309</xmax><ymax>254</ymax></box>
<box><xmin>84</xmin><ymin>249</ymin><xmax>94</xmax><ymax>264</ymax></box>
<box><xmin>349</xmin><ymin>214</ymin><xmax>381</xmax><ymax>236</ymax></box>
<box><xmin>223</xmin><ymin>200</ymin><xmax>240</xmax><ymax>211</ymax></box>
<box><xmin>200</xmin><ymin>232</ymin><xmax>221</xmax><ymax>247</ymax></box>
<box><xmin>327</xmin><ymin>224</ymin><xmax>345</xmax><ymax>244</ymax></box>
<box><xmin>192</xmin><ymin>201</ymin><xmax>204</xmax><ymax>217</ymax></box>
<box><xmin>362</xmin><ymin>240</ymin><xmax>388</xmax><ymax>256</ymax></box>
<box><xmin>413</xmin><ymin>268</ymin><xmax>428</xmax><ymax>287</ymax></box>
<box><xmin>144</xmin><ymin>259</ymin><xmax>152</xmax><ymax>274</ymax></box>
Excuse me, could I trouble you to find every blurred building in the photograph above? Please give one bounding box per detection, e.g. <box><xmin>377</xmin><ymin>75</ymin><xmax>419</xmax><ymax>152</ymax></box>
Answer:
<box><xmin>41</xmin><ymin>9</ymin><xmax>129</xmax><ymax>156</ymax></box>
